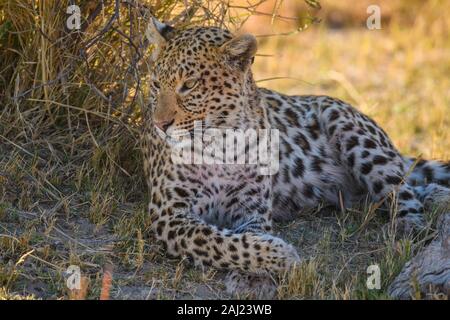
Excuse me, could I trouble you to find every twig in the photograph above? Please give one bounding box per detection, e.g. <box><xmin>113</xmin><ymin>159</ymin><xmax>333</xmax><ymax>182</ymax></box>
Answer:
<box><xmin>84</xmin><ymin>0</ymin><xmax>121</xmax><ymax>49</ymax></box>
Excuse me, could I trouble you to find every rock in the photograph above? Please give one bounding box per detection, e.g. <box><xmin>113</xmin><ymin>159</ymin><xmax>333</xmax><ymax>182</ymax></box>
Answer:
<box><xmin>388</xmin><ymin>213</ymin><xmax>450</xmax><ymax>299</ymax></box>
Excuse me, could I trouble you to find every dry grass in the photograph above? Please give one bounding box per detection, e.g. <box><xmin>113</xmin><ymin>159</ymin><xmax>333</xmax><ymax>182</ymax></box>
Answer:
<box><xmin>0</xmin><ymin>0</ymin><xmax>448</xmax><ymax>300</ymax></box>
<box><xmin>252</xmin><ymin>0</ymin><xmax>450</xmax><ymax>160</ymax></box>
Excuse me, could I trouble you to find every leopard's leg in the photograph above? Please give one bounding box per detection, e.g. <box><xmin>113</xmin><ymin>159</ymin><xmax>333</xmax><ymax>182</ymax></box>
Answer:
<box><xmin>411</xmin><ymin>183</ymin><xmax>450</xmax><ymax>211</ymax></box>
<box><xmin>320</xmin><ymin>102</ymin><xmax>426</xmax><ymax>232</ymax></box>
<box><xmin>223</xmin><ymin>185</ymin><xmax>287</xmax><ymax>299</ymax></box>
<box><xmin>405</xmin><ymin>159</ymin><xmax>450</xmax><ymax>210</ymax></box>
<box><xmin>404</xmin><ymin>157</ymin><xmax>450</xmax><ymax>187</ymax></box>
<box><xmin>231</xmin><ymin>214</ymin><xmax>272</xmax><ymax>234</ymax></box>
<box><xmin>229</xmin><ymin>196</ymin><xmax>273</xmax><ymax>234</ymax></box>
<box><xmin>149</xmin><ymin>200</ymin><xmax>299</xmax><ymax>274</ymax></box>
<box><xmin>225</xmin><ymin>211</ymin><xmax>279</xmax><ymax>299</ymax></box>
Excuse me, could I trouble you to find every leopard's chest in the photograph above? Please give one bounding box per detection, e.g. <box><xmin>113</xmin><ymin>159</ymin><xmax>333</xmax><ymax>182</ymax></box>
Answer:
<box><xmin>176</xmin><ymin>163</ymin><xmax>270</xmax><ymax>227</ymax></box>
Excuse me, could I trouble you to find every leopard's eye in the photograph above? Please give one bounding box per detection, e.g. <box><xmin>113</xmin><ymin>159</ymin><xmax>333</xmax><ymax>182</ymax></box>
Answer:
<box><xmin>180</xmin><ymin>78</ymin><xmax>198</xmax><ymax>92</ymax></box>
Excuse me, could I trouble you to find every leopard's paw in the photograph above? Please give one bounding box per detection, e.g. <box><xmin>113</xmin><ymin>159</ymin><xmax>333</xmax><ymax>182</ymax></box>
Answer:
<box><xmin>258</xmin><ymin>234</ymin><xmax>301</xmax><ymax>271</ymax></box>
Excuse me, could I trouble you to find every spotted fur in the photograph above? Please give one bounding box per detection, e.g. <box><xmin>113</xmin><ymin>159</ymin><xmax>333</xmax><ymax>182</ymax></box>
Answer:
<box><xmin>142</xmin><ymin>20</ymin><xmax>450</xmax><ymax>296</ymax></box>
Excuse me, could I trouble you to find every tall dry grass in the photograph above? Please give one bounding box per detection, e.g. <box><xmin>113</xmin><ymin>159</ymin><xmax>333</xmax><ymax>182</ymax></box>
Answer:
<box><xmin>0</xmin><ymin>0</ymin><xmax>321</xmax><ymax>299</ymax></box>
<box><xmin>0</xmin><ymin>0</ymin><xmax>319</xmax><ymax>202</ymax></box>
<box><xmin>0</xmin><ymin>1</ymin><xmax>248</xmax><ymax>202</ymax></box>
<box><xmin>251</xmin><ymin>0</ymin><xmax>450</xmax><ymax>160</ymax></box>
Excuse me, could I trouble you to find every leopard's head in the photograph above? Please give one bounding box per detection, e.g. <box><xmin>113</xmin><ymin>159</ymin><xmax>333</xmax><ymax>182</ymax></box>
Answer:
<box><xmin>146</xmin><ymin>18</ymin><xmax>263</xmax><ymax>140</ymax></box>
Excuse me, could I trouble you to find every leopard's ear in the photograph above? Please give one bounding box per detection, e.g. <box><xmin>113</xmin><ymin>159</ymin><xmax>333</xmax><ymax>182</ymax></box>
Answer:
<box><xmin>219</xmin><ymin>34</ymin><xmax>257</xmax><ymax>70</ymax></box>
<box><xmin>145</xmin><ymin>17</ymin><xmax>175</xmax><ymax>46</ymax></box>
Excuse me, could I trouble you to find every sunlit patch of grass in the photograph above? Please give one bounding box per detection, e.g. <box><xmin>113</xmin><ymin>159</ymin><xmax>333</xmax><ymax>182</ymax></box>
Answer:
<box><xmin>0</xmin><ymin>287</ymin><xmax>35</xmax><ymax>300</ymax></box>
<box><xmin>253</xmin><ymin>1</ymin><xmax>450</xmax><ymax>161</ymax></box>
<box><xmin>277</xmin><ymin>258</ymin><xmax>325</xmax><ymax>299</ymax></box>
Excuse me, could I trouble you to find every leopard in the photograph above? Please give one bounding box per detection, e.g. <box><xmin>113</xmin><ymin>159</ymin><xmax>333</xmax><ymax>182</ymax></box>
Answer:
<box><xmin>141</xmin><ymin>18</ymin><xmax>450</xmax><ymax>298</ymax></box>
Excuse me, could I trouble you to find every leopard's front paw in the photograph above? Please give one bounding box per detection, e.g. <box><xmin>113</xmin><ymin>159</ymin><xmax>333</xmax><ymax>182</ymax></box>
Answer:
<box><xmin>258</xmin><ymin>234</ymin><xmax>301</xmax><ymax>271</ymax></box>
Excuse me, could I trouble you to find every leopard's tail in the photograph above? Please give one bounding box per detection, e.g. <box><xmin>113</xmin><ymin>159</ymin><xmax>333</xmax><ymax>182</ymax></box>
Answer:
<box><xmin>404</xmin><ymin>157</ymin><xmax>450</xmax><ymax>187</ymax></box>
<box><xmin>404</xmin><ymin>157</ymin><xmax>450</xmax><ymax>210</ymax></box>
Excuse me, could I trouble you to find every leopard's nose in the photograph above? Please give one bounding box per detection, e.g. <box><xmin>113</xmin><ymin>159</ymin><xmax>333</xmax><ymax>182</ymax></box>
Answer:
<box><xmin>154</xmin><ymin>119</ymin><xmax>174</xmax><ymax>133</ymax></box>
